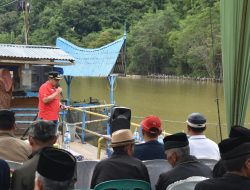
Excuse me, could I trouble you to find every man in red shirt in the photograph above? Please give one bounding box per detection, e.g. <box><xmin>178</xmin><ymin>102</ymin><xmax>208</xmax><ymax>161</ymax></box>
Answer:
<box><xmin>38</xmin><ymin>71</ymin><xmax>63</xmax><ymax>124</ymax></box>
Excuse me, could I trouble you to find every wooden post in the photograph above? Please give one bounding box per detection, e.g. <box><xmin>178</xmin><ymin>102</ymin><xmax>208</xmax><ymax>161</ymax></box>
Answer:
<box><xmin>24</xmin><ymin>0</ymin><xmax>29</xmax><ymax>44</ymax></box>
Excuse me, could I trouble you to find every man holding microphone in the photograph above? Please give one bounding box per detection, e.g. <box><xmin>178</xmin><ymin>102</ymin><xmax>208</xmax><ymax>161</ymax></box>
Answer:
<box><xmin>38</xmin><ymin>71</ymin><xmax>66</xmax><ymax>125</ymax></box>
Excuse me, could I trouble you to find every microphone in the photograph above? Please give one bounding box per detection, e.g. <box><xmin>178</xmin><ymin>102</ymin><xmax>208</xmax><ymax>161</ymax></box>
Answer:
<box><xmin>55</xmin><ymin>83</ymin><xmax>60</xmax><ymax>88</ymax></box>
<box><xmin>55</xmin><ymin>83</ymin><xmax>64</xmax><ymax>99</ymax></box>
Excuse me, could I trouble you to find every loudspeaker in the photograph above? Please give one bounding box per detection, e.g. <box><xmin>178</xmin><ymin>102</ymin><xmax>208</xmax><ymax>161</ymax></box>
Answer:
<box><xmin>110</xmin><ymin>106</ymin><xmax>131</xmax><ymax>134</ymax></box>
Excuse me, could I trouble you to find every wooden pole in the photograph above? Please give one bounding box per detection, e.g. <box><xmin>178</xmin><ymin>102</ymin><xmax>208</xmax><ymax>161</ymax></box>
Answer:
<box><xmin>24</xmin><ymin>0</ymin><xmax>29</xmax><ymax>44</ymax></box>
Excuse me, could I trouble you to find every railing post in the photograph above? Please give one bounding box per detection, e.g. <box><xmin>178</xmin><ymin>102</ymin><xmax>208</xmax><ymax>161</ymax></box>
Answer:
<box><xmin>108</xmin><ymin>75</ymin><xmax>117</xmax><ymax>104</ymax></box>
<box><xmin>106</xmin><ymin>112</ymin><xmax>112</xmax><ymax>157</ymax></box>
<box><xmin>139</xmin><ymin>125</ymin><xmax>143</xmax><ymax>142</ymax></box>
<box><xmin>81</xmin><ymin>111</ymin><xmax>86</xmax><ymax>143</ymax></box>
<box><xmin>107</xmin><ymin>74</ymin><xmax>117</xmax><ymax>157</ymax></box>
<box><xmin>97</xmin><ymin>137</ymin><xmax>105</xmax><ymax>159</ymax></box>
<box><xmin>64</xmin><ymin>76</ymin><xmax>73</xmax><ymax>106</ymax></box>
<box><xmin>102</xmin><ymin>107</ymin><xmax>108</xmax><ymax>127</ymax></box>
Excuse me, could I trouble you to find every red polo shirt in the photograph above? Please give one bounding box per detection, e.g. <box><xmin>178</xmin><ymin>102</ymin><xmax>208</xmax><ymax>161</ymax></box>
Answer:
<box><xmin>38</xmin><ymin>81</ymin><xmax>60</xmax><ymax>120</ymax></box>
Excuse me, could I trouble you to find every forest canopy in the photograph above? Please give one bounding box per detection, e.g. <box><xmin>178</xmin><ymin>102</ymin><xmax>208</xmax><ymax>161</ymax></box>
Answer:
<box><xmin>0</xmin><ymin>0</ymin><xmax>221</xmax><ymax>77</ymax></box>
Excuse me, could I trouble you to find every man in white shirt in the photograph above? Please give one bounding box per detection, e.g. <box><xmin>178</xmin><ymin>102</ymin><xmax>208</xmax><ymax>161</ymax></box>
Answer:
<box><xmin>186</xmin><ymin>112</ymin><xmax>220</xmax><ymax>160</ymax></box>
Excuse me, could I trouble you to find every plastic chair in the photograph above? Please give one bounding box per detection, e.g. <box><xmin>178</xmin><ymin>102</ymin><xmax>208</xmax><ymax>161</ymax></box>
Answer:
<box><xmin>5</xmin><ymin>160</ymin><xmax>23</xmax><ymax>173</ymax></box>
<box><xmin>74</xmin><ymin>160</ymin><xmax>99</xmax><ymax>189</ymax></box>
<box><xmin>143</xmin><ymin>159</ymin><xmax>172</xmax><ymax>190</ymax></box>
<box><xmin>198</xmin><ymin>158</ymin><xmax>218</xmax><ymax>170</ymax></box>
<box><xmin>94</xmin><ymin>179</ymin><xmax>151</xmax><ymax>190</ymax></box>
<box><xmin>166</xmin><ymin>176</ymin><xmax>209</xmax><ymax>190</ymax></box>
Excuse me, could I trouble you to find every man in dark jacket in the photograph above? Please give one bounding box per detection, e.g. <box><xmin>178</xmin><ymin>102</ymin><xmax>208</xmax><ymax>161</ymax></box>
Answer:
<box><xmin>156</xmin><ymin>132</ymin><xmax>212</xmax><ymax>190</ymax></box>
<box><xmin>134</xmin><ymin>115</ymin><xmax>165</xmax><ymax>160</ymax></box>
<box><xmin>11</xmin><ymin>120</ymin><xmax>58</xmax><ymax>190</ymax></box>
<box><xmin>90</xmin><ymin>128</ymin><xmax>150</xmax><ymax>189</ymax></box>
<box><xmin>213</xmin><ymin>126</ymin><xmax>250</xmax><ymax>178</ymax></box>
<box><xmin>195</xmin><ymin>135</ymin><xmax>250</xmax><ymax>190</ymax></box>
<box><xmin>34</xmin><ymin>147</ymin><xmax>76</xmax><ymax>190</ymax></box>
<box><xmin>0</xmin><ymin>159</ymin><xmax>10</xmax><ymax>190</ymax></box>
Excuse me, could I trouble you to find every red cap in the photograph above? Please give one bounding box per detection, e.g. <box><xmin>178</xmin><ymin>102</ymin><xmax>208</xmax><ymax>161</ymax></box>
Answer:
<box><xmin>141</xmin><ymin>115</ymin><xmax>162</xmax><ymax>134</ymax></box>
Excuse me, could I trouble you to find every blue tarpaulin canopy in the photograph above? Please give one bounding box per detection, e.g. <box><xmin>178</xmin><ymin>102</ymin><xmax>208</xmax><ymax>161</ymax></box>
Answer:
<box><xmin>56</xmin><ymin>35</ymin><xmax>126</xmax><ymax>77</ymax></box>
<box><xmin>55</xmin><ymin>35</ymin><xmax>126</xmax><ymax>104</ymax></box>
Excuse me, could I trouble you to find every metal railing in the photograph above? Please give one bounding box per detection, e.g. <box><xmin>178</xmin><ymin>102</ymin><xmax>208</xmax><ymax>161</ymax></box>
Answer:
<box><xmin>62</xmin><ymin>105</ymin><xmax>170</xmax><ymax>159</ymax></box>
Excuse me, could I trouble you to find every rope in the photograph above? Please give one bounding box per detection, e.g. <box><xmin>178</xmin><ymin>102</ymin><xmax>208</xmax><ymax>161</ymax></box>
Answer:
<box><xmin>132</xmin><ymin>116</ymin><xmax>227</xmax><ymax>126</ymax></box>
<box><xmin>209</xmin><ymin>1</ymin><xmax>223</xmax><ymax>141</ymax></box>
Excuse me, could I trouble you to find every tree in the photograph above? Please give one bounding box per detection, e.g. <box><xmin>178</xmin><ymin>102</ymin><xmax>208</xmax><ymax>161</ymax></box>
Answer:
<box><xmin>127</xmin><ymin>7</ymin><xmax>178</xmax><ymax>75</ymax></box>
<box><xmin>81</xmin><ymin>28</ymin><xmax>123</xmax><ymax>48</ymax></box>
<box><xmin>169</xmin><ymin>1</ymin><xmax>220</xmax><ymax>77</ymax></box>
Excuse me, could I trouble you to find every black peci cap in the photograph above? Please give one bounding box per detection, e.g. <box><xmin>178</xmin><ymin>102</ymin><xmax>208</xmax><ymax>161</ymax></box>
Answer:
<box><xmin>37</xmin><ymin>147</ymin><xmax>76</xmax><ymax>181</ymax></box>
<box><xmin>219</xmin><ymin>137</ymin><xmax>250</xmax><ymax>160</ymax></box>
<box><xmin>229</xmin><ymin>126</ymin><xmax>250</xmax><ymax>138</ymax></box>
<box><xmin>163</xmin><ymin>132</ymin><xmax>189</xmax><ymax>150</ymax></box>
<box><xmin>0</xmin><ymin>109</ymin><xmax>15</xmax><ymax>129</ymax></box>
<box><xmin>0</xmin><ymin>109</ymin><xmax>15</xmax><ymax>121</ymax></box>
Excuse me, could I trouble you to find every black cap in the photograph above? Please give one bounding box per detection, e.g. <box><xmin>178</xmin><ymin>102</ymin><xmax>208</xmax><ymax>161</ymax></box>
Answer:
<box><xmin>37</xmin><ymin>147</ymin><xmax>76</xmax><ymax>181</ymax></box>
<box><xmin>29</xmin><ymin>120</ymin><xmax>57</xmax><ymax>141</ymax></box>
<box><xmin>48</xmin><ymin>71</ymin><xmax>63</xmax><ymax>80</ymax></box>
<box><xmin>163</xmin><ymin>132</ymin><xmax>189</xmax><ymax>150</ymax></box>
<box><xmin>0</xmin><ymin>109</ymin><xmax>15</xmax><ymax>129</ymax></box>
<box><xmin>0</xmin><ymin>109</ymin><xmax>15</xmax><ymax>121</ymax></box>
<box><xmin>186</xmin><ymin>112</ymin><xmax>206</xmax><ymax>128</ymax></box>
<box><xmin>229</xmin><ymin>126</ymin><xmax>250</xmax><ymax>138</ymax></box>
<box><xmin>219</xmin><ymin>137</ymin><xmax>250</xmax><ymax>160</ymax></box>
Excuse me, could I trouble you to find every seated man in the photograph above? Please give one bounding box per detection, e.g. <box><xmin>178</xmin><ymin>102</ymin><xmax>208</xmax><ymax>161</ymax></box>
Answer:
<box><xmin>156</xmin><ymin>132</ymin><xmax>212</xmax><ymax>190</ymax></box>
<box><xmin>0</xmin><ymin>110</ymin><xmax>31</xmax><ymax>162</ymax></box>
<box><xmin>134</xmin><ymin>115</ymin><xmax>165</xmax><ymax>160</ymax></box>
<box><xmin>11</xmin><ymin>120</ymin><xmax>58</xmax><ymax>190</ymax></box>
<box><xmin>195</xmin><ymin>135</ymin><xmax>250</xmax><ymax>190</ymax></box>
<box><xmin>34</xmin><ymin>147</ymin><xmax>76</xmax><ymax>190</ymax></box>
<box><xmin>213</xmin><ymin>125</ymin><xmax>250</xmax><ymax>178</ymax></box>
<box><xmin>186</xmin><ymin>112</ymin><xmax>220</xmax><ymax>160</ymax></box>
<box><xmin>90</xmin><ymin>129</ymin><xmax>150</xmax><ymax>189</ymax></box>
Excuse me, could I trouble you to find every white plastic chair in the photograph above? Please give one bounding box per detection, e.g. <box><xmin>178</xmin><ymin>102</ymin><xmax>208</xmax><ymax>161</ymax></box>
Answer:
<box><xmin>166</xmin><ymin>176</ymin><xmax>209</xmax><ymax>190</ymax></box>
<box><xmin>198</xmin><ymin>158</ymin><xmax>218</xmax><ymax>170</ymax></box>
<box><xmin>143</xmin><ymin>159</ymin><xmax>172</xmax><ymax>190</ymax></box>
<box><xmin>74</xmin><ymin>160</ymin><xmax>99</xmax><ymax>189</ymax></box>
<box><xmin>5</xmin><ymin>160</ymin><xmax>23</xmax><ymax>172</ymax></box>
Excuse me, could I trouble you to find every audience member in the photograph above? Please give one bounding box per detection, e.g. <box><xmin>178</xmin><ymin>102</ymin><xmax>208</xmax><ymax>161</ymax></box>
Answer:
<box><xmin>156</xmin><ymin>132</ymin><xmax>212</xmax><ymax>190</ymax></box>
<box><xmin>186</xmin><ymin>112</ymin><xmax>220</xmax><ymax>160</ymax></box>
<box><xmin>213</xmin><ymin>126</ymin><xmax>250</xmax><ymax>178</ymax></box>
<box><xmin>91</xmin><ymin>129</ymin><xmax>150</xmax><ymax>189</ymax></box>
<box><xmin>0</xmin><ymin>159</ymin><xmax>10</xmax><ymax>190</ymax></box>
<box><xmin>0</xmin><ymin>109</ymin><xmax>31</xmax><ymax>162</ymax></box>
<box><xmin>134</xmin><ymin>115</ymin><xmax>165</xmax><ymax>160</ymax></box>
<box><xmin>11</xmin><ymin>120</ymin><xmax>58</xmax><ymax>190</ymax></box>
<box><xmin>34</xmin><ymin>147</ymin><xmax>76</xmax><ymax>190</ymax></box>
<box><xmin>195</xmin><ymin>135</ymin><xmax>250</xmax><ymax>190</ymax></box>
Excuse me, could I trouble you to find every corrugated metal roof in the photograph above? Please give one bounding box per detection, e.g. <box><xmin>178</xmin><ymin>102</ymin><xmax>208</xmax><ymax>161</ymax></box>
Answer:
<box><xmin>56</xmin><ymin>35</ymin><xmax>126</xmax><ymax>77</ymax></box>
<box><xmin>0</xmin><ymin>44</ymin><xmax>74</xmax><ymax>62</ymax></box>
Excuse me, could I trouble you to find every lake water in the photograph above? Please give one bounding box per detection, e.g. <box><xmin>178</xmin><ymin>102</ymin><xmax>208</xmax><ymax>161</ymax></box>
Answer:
<box><xmin>62</xmin><ymin>77</ymin><xmax>250</xmax><ymax>142</ymax></box>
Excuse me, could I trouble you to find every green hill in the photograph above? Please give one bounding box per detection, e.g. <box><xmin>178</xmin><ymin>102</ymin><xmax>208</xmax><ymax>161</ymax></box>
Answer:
<box><xmin>0</xmin><ymin>0</ymin><xmax>221</xmax><ymax>77</ymax></box>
